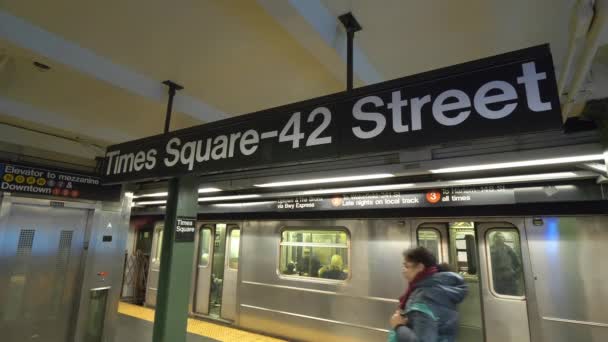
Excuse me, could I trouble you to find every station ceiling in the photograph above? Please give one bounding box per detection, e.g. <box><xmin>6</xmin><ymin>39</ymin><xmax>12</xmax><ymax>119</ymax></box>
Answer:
<box><xmin>0</xmin><ymin>0</ymin><xmax>604</xmax><ymax>170</ymax></box>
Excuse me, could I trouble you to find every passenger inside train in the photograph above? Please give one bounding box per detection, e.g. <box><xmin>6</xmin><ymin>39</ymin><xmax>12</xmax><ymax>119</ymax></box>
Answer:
<box><xmin>390</xmin><ymin>247</ymin><xmax>468</xmax><ymax>342</ymax></box>
<box><xmin>296</xmin><ymin>249</ymin><xmax>322</xmax><ymax>277</ymax></box>
<box><xmin>489</xmin><ymin>231</ymin><xmax>523</xmax><ymax>296</ymax></box>
<box><xmin>281</xmin><ymin>230</ymin><xmax>350</xmax><ymax>280</ymax></box>
<box><xmin>211</xmin><ymin>272</ymin><xmax>223</xmax><ymax>306</ymax></box>
<box><xmin>319</xmin><ymin>255</ymin><xmax>348</xmax><ymax>280</ymax></box>
<box><xmin>284</xmin><ymin>261</ymin><xmax>297</xmax><ymax>275</ymax></box>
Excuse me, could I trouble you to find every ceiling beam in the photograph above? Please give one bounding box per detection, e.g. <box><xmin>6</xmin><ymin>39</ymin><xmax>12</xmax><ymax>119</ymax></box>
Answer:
<box><xmin>0</xmin><ymin>96</ymin><xmax>135</xmax><ymax>144</ymax></box>
<box><xmin>257</xmin><ymin>0</ymin><xmax>383</xmax><ymax>87</ymax></box>
<box><xmin>0</xmin><ymin>122</ymin><xmax>103</xmax><ymax>161</ymax></box>
<box><xmin>0</xmin><ymin>10</ymin><xmax>228</xmax><ymax>123</ymax></box>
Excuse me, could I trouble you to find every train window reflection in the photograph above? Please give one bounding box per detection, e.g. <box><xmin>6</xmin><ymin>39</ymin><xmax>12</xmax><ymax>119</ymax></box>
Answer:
<box><xmin>487</xmin><ymin>229</ymin><xmax>525</xmax><ymax>298</ymax></box>
<box><xmin>279</xmin><ymin>229</ymin><xmax>349</xmax><ymax>281</ymax></box>
<box><xmin>228</xmin><ymin>229</ymin><xmax>240</xmax><ymax>270</ymax></box>
<box><xmin>198</xmin><ymin>228</ymin><xmax>212</xmax><ymax>267</ymax></box>
<box><xmin>417</xmin><ymin>229</ymin><xmax>442</xmax><ymax>262</ymax></box>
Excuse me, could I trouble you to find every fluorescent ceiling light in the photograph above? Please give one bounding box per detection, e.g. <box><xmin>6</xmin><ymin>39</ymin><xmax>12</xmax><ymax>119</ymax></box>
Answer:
<box><xmin>254</xmin><ymin>173</ymin><xmax>394</xmax><ymax>187</ymax></box>
<box><xmin>198</xmin><ymin>187</ymin><xmax>222</xmax><ymax>193</ymax></box>
<box><xmin>134</xmin><ymin>187</ymin><xmax>221</xmax><ymax>198</ymax></box>
<box><xmin>133</xmin><ymin>192</ymin><xmax>168</xmax><ymax>198</ymax></box>
<box><xmin>198</xmin><ymin>194</ymin><xmax>260</xmax><ymax>202</ymax></box>
<box><xmin>213</xmin><ymin>201</ymin><xmax>275</xmax><ymax>207</ymax></box>
<box><xmin>430</xmin><ymin>154</ymin><xmax>604</xmax><ymax>174</ymax></box>
<box><xmin>451</xmin><ymin>172</ymin><xmax>581</xmax><ymax>185</ymax></box>
<box><xmin>301</xmin><ymin>183</ymin><xmax>415</xmax><ymax>195</ymax></box>
<box><xmin>135</xmin><ymin>200</ymin><xmax>166</xmax><ymax>205</ymax></box>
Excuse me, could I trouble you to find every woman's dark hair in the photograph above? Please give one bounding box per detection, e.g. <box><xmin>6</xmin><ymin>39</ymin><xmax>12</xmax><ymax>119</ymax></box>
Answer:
<box><xmin>403</xmin><ymin>247</ymin><xmax>438</xmax><ymax>268</ymax></box>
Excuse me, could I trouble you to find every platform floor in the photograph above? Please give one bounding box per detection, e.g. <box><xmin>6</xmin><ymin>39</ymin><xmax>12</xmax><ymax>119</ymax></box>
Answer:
<box><xmin>116</xmin><ymin>302</ymin><xmax>285</xmax><ymax>342</ymax></box>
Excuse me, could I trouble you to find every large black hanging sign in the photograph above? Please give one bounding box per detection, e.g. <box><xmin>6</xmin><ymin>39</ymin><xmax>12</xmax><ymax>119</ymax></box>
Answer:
<box><xmin>0</xmin><ymin>162</ymin><xmax>121</xmax><ymax>201</ymax></box>
<box><xmin>103</xmin><ymin>45</ymin><xmax>562</xmax><ymax>184</ymax></box>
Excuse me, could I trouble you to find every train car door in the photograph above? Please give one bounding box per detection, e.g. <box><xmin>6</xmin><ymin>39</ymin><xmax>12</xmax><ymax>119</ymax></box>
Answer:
<box><xmin>414</xmin><ymin>219</ymin><xmax>532</xmax><ymax>342</ymax></box>
<box><xmin>221</xmin><ymin>226</ymin><xmax>241</xmax><ymax>321</ymax></box>
<box><xmin>476</xmin><ymin>220</ymin><xmax>531</xmax><ymax>342</ymax></box>
<box><xmin>193</xmin><ymin>224</ymin><xmax>213</xmax><ymax>315</ymax></box>
<box><xmin>145</xmin><ymin>223</ymin><xmax>163</xmax><ymax>307</ymax></box>
<box><xmin>413</xmin><ymin>220</ymin><xmax>483</xmax><ymax>341</ymax></box>
<box><xmin>193</xmin><ymin>223</ymin><xmax>240</xmax><ymax>321</ymax></box>
<box><xmin>207</xmin><ymin>223</ymin><xmax>226</xmax><ymax>318</ymax></box>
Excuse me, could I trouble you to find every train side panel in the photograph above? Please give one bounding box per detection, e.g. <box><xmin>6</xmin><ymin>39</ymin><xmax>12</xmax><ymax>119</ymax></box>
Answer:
<box><xmin>238</xmin><ymin>219</ymin><xmax>409</xmax><ymax>342</ymax></box>
<box><xmin>526</xmin><ymin>216</ymin><xmax>608</xmax><ymax>342</ymax></box>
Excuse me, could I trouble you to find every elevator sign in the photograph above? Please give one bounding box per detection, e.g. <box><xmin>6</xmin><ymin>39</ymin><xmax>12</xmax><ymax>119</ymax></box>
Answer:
<box><xmin>0</xmin><ymin>162</ymin><xmax>121</xmax><ymax>201</ymax></box>
<box><xmin>103</xmin><ymin>45</ymin><xmax>562</xmax><ymax>184</ymax></box>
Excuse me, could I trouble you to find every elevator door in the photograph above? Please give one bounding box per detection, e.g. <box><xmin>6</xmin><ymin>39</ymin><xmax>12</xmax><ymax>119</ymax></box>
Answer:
<box><xmin>0</xmin><ymin>201</ymin><xmax>89</xmax><ymax>342</ymax></box>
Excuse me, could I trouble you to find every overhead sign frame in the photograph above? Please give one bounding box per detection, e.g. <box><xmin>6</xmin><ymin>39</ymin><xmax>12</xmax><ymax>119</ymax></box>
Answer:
<box><xmin>103</xmin><ymin>44</ymin><xmax>563</xmax><ymax>184</ymax></box>
<box><xmin>197</xmin><ymin>180</ymin><xmax>605</xmax><ymax>214</ymax></box>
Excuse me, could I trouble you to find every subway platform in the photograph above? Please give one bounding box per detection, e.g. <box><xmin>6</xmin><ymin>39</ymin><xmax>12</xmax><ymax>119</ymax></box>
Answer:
<box><xmin>115</xmin><ymin>302</ymin><xmax>284</xmax><ymax>342</ymax></box>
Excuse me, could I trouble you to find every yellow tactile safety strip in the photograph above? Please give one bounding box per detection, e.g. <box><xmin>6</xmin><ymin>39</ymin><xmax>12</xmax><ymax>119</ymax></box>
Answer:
<box><xmin>118</xmin><ymin>302</ymin><xmax>285</xmax><ymax>342</ymax></box>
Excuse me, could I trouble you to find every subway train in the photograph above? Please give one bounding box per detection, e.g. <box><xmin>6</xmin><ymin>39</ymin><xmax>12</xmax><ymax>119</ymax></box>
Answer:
<box><xmin>126</xmin><ymin>209</ymin><xmax>608</xmax><ymax>342</ymax></box>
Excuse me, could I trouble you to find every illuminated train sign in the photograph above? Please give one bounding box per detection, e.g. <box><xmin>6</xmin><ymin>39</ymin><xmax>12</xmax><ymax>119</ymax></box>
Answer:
<box><xmin>103</xmin><ymin>45</ymin><xmax>562</xmax><ymax>183</ymax></box>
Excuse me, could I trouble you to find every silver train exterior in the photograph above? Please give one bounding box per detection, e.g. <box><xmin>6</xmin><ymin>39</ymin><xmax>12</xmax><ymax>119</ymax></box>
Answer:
<box><xmin>137</xmin><ymin>215</ymin><xmax>608</xmax><ymax>342</ymax></box>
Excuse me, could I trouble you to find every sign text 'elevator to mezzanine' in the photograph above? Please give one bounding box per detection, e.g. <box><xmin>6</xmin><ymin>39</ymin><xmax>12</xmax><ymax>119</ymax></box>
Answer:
<box><xmin>103</xmin><ymin>45</ymin><xmax>562</xmax><ymax>183</ymax></box>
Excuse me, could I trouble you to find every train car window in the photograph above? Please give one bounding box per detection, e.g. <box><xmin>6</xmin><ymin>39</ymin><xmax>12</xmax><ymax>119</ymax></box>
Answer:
<box><xmin>449</xmin><ymin>222</ymin><xmax>477</xmax><ymax>277</ymax></box>
<box><xmin>198</xmin><ymin>228</ymin><xmax>212</xmax><ymax>267</ymax></box>
<box><xmin>228</xmin><ymin>229</ymin><xmax>240</xmax><ymax>270</ymax></box>
<box><xmin>279</xmin><ymin>229</ymin><xmax>350</xmax><ymax>281</ymax></box>
<box><xmin>153</xmin><ymin>228</ymin><xmax>163</xmax><ymax>263</ymax></box>
<box><xmin>417</xmin><ymin>229</ymin><xmax>442</xmax><ymax>262</ymax></box>
<box><xmin>486</xmin><ymin>229</ymin><xmax>525</xmax><ymax>298</ymax></box>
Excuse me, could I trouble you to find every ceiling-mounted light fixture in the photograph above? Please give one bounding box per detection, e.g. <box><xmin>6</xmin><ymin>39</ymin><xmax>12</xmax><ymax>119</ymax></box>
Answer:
<box><xmin>301</xmin><ymin>183</ymin><xmax>415</xmax><ymax>195</ymax></box>
<box><xmin>451</xmin><ymin>172</ymin><xmax>584</xmax><ymax>185</ymax></box>
<box><xmin>198</xmin><ymin>194</ymin><xmax>260</xmax><ymax>202</ymax></box>
<box><xmin>429</xmin><ymin>154</ymin><xmax>604</xmax><ymax>174</ymax></box>
<box><xmin>134</xmin><ymin>187</ymin><xmax>222</xmax><ymax>198</ymax></box>
<box><xmin>254</xmin><ymin>173</ymin><xmax>394</xmax><ymax>187</ymax></box>
<box><xmin>135</xmin><ymin>200</ymin><xmax>166</xmax><ymax>205</ymax></box>
<box><xmin>133</xmin><ymin>192</ymin><xmax>168</xmax><ymax>199</ymax></box>
<box><xmin>198</xmin><ymin>187</ymin><xmax>222</xmax><ymax>193</ymax></box>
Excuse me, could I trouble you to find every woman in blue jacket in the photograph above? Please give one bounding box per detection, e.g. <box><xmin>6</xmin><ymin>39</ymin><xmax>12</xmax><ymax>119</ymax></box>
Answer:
<box><xmin>389</xmin><ymin>247</ymin><xmax>467</xmax><ymax>342</ymax></box>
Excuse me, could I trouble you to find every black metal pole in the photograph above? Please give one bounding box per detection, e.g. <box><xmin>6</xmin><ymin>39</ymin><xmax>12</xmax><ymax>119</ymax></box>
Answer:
<box><xmin>162</xmin><ymin>80</ymin><xmax>184</xmax><ymax>134</ymax></box>
<box><xmin>347</xmin><ymin>30</ymin><xmax>354</xmax><ymax>92</ymax></box>
<box><xmin>338</xmin><ymin>13</ymin><xmax>362</xmax><ymax>93</ymax></box>
<box><xmin>164</xmin><ymin>88</ymin><xmax>175</xmax><ymax>134</ymax></box>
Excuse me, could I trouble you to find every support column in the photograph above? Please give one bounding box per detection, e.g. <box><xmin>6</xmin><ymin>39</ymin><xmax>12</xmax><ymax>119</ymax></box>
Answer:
<box><xmin>162</xmin><ymin>80</ymin><xmax>183</xmax><ymax>134</ymax></box>
<box><xmin>338</xmin><ymin>12</ymin><xmax>362</xmax><ymax>92</ymax></box>
<box><xmin>152</xmin><ymin>175</ymin><xmax>198</xmax><ymax>342</ymax></box>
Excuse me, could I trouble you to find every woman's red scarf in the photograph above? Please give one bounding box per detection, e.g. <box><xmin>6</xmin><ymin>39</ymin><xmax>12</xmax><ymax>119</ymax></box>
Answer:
<box><xmin>399</xmin><ymin>266</ymin><xmax>438</xmax><ymax>310</ymax></box>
